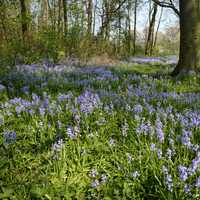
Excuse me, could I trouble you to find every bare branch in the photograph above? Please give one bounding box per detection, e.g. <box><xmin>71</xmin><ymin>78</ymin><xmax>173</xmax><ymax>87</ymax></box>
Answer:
<box><xmin>152</xmin><ymin>0</ymin><xmax>180</xmax><ymax>17</ymax></box>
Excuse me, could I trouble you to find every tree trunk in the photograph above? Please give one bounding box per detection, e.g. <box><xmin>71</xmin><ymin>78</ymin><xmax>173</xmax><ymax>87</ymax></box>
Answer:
<box><xmin>62</xmin><ymin>0</ymin><xmax>68</xmax><ymax>56</ymax></box>
<box><xmin>172</xmin><ymin>0</ymin><xmax>200</xmax><ymax>76</ymax></box>
<box><xmin>19</xmin><ymin>0</ymin><xmax>28</xmax><ymax>42</ymax></box>
<box><xmin>87</xmin><ymin>0</ymin><xmax>93</xmax><ymax>35</ymax></box>
<box><xmin>126</xmin><ymin>0</ymin><xmax>132</xmax><ymax>55</ymax></box>
<box><xmin>145</xmin><ymin>2</ymin><xmax>157</xmax><ymax>55</ymax></box>
<box><xmin>63</xmin><ymin>0</ymin><xmax>68</xmax><ymax>37</ymax></box>
<box><xmin>133</xmin><ymin>0</ymin><xmax>138</xmax><ymax>55</ymax></box>
<box><xmin>93</xmin><ymin>0</ymin><xmax>97</xmax><ymax>35</ymax></box>
<box><xmin>58</xmin><ymin>0</ymin><xmax>62</xmax><ymax>34</ymax></box>
<box><xmin>153</xmin><ymin>7</ymin><xmax>163</xmax><ymax>49</ymax></box>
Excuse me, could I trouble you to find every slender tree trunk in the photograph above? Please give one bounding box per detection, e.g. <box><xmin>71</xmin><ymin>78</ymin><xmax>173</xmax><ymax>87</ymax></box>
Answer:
<box><xmin>133</xmin><ymin>0</ymin><xmax>138</xmax><ymax>55</ymax></box>
<box><xmin>100</xmin><ymin>0</ymin><xmax>110</xmax><ymax>39</ymax></box>
<box><xmin>58</xmin><ymin>0</ymin><xmax>62</xmax><ymax>34</ymax></box>
<box><xmin>19</xmin><ymin>0</ymin><xmax>28</xmax><ymax>43</ymax></box>
<box><xmin>172</xmin><ymin>0</ymin><xmax>200</xmax><ymax>76</ymax></box>
<box><xmin>145</xmin><ymin>2</ymin><xmax>158</xmax><ymax>55</ymax></box>
<box><xmin>118</xmin><ymin>9</ymin><xmax>122</xmax><ymax>54</ymax></box>
<box><xmin>41</xmin><ymin>0</ymin><xmax>49</xmax><ymax>27</ymax></box>
<box><xmin>87</xmin><ymin>0</ymin><xmax>93</xmax><ymax>35</ymax></box>
<box><xmin>153</xmin><ymin>7</ymin><xmax>163</xmax><ymax>50</ymax></box>
<box><xmin>126</xmin><ymin>0</ymin><xmax>131</xmax><ymax>55</ymax></box>
<box><xmin>63</xmin><ymin>0</ymin><xmax>68</xmax><ymax>37</ymax></box>
<box><xmin>104</xmin><ymin>1</ymin><xmax>110</xmax><ymax>39</ymax></box>
<box><xmin>93</xmin><ymin>0</ymin><xmax>97</xmax><ymax>35</ymax></box>
<box><xmin>62</xmin><ymin>0</ymin><xmax>68</xmax><ymax>56</ymax></box>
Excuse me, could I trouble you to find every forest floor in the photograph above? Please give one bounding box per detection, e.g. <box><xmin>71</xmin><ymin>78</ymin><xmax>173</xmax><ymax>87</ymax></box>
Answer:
<box><xmin>0</xmin><ymin>60</ymin><xmax>200</xmax><ymax>199</ymax></box>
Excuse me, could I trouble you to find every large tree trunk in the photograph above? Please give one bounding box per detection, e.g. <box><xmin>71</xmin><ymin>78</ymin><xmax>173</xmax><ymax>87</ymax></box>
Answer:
<box><xmin>172</xmin><ymin>0</ymin><xmax>200</xmax><ymax>76</ymax></box>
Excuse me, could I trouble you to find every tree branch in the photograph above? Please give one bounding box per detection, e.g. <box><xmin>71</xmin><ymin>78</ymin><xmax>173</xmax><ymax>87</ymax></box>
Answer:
<box><xmin>152</xmin><ymin>0</ymin><xmax>180</xmax><ymax>17</ymax></box>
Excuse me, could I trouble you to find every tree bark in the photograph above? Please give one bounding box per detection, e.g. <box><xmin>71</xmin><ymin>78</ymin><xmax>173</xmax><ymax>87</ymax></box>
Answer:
<box><xmin>153</xmin><ymin>7</ymin><xmax>163</xmax><ymax>49</ymax></box>
<box><xmin>19</xmin><ymin>0</ymin><xmax>28</xmax><ymax>42</ymax></box>
<box><xmin>172</xmin><ymin>0</ymin><xmax>200</xmax><ymax>76</ymax></box>
<box><xmin>87</xmin><ymin>0</ymin><xmax>93</xmax><ymax>35</ymax></box>
<box><xmin>58</xmin><ymin>0</ymin><xmax>62</xmax><ymax>34</ymax></box>
<box><xmin>126</xmin><ymin>0</ymin><xmax>131</xmax><ymax>54</ymax></box>
<box><xmin>63</xmin><ymin>0</ymin><xmax>68</xmax><ymax>37</ymax></box>
<box><xmin>133</xmin><ymin>0</ymin><xmax>138</xmax><ymax>55</ymax></box>
<box><xmin>145</xmin><ymin>2</ymin><xmax>158</xmax><ymax>55</ymax></box>
<box><xmin>93</xmin><ymin>0</ymin><xmax>97</xmax><ymax>35</ymax></box>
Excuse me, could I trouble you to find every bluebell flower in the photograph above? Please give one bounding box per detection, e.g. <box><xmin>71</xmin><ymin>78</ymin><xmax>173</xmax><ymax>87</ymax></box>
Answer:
<box><xmin>15</xmin><ymin>105</ymin><xmax>25</xmax><ymax>115</ymax></box>
<box><xmin>58</xmin><ymin>93</ymin><xmax>73</xmax><ymax>102</ymax></box>
<box><xmin>190</xmin><ymin>152</ymin><xmax>200</xmax><ymax>173</ymax></box>
<box><xmin>91</xmin><ymin>179</ymin><xmax>100</xmax><ymax>188</ymax></box>
<box><xmin>3</xmin><ymin>131</ymin><xmax>16</xmax><ymax>145</ymax></box>
<box><xmin>101</xmin><ymin>174</ymin><xmax>107</xmax><ymax>183</ymax></box>
<box><xmin>52</xmin><ymin>139</ymin><xmax>64</xmax><ymax>153</ymax></box>
<box><xmin>184</xmin><ymin>184</ymin><xmax>191</xmax><ymax>194</ymax></box>
<box><xmin>181</xmin><ymin>130</ymin><xmax>192</xmax><ymax>148</ymax></box>
<box><xmin>132</xmin><ymin>171</ymin><xmax>140</xmax><ymax>179</ymax></box>
<box><xmin>39</xmin><ymin>107</ymin><xmax>45</xmax><ymax>116</ymax></box>
<box><xmin>196</xmin><ymin>177</ymin><xmax>200</xmax><ymax>188</ymax></box>
<box><xmin>162</xmin><ymin>165</ymin><xmax>168</xmax><ymax>174</ymax></box>
<box><xmin>43</xmin><ymin>98</ymin><xmax>49</xmax><ymax>108</ymax></box>
<box><xmin>122</xmin><ymin>121</ymin><xmax>128</xmax><ymax>137</ymax></box>
<box><xmin>157</xmin><ymin>149</ymin><xmax>162</xmax><ymax>159</ymax></box>
<box><xmin>90</xmin><ymin>169</ymin><xmax>98</xmax><ymax>177</ymax></box>
<box><xmin>156</xmin><ymin>128</ymin><xmax>164</xmax><ymax>143</ymax></box>
<box><xmin>76</xmin><ymin>90</ymin><xmax>101</xmax><ymax>114</ymax></box>
<box><xmin>21</xmin><ymin>86</ymin><xmax>29</xmax><ymax>94</ymax></box>
<box><xmin>166</xmin><ymin>148</ymin><xmax>172</xmax><ymax>160</ymax></box>
<box><xmin>109</xmin><ymin>138</ymin><xmax>115</xmax><ymax>146</ymax></box>
<box><xmin>178</xmin><ymin>165</ymin><xmax>188</xmax><ymax>181</ymax></box>
<box><xmin>150</xmin><ymin>143</ymin><xmax>156</xmax><ymax>151</ymax></box>
<box><xmin>155</xmin><ymin>117</ymin><xmax>164</xmax><ymax>143</ymax></box>
<box><xmin>32</xmin><ymin>93</ymin><xmax>40</xmax><ymax>105</ymax></box>
<box><xmin>165</xmin><ymin>174</ymin><xmax>173</xmax><ymax>192</ymax></box>
<box><xmin>67</xmin><ymin>126</ymin><xmax>79</xmax><ymax>139</ymax></box>
<box><xmin>134</xmin><ymin>104</ymin><xmax>143</xmax><ymax>114</ymax></box>
<box><xmin>127</xmin><ymin>153</ymin><xmax>132</xmax><ymax>163</ymax></box>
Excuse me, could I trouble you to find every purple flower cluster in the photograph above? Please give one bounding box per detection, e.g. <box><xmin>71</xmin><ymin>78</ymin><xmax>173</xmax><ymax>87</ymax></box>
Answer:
<box><xmin>131</xmin><ymin>171</ymin><xmax>140</xmax><ymax>179</ymax></box>
<box><xmin>3</xmin><ymin>131</ymin><xmax>16</xmax><ymax>145</ymax></box>
<box><xmin>136</xmin><ymin>120</ymin><xmax>153</xmax><ymax>136</ymax></box>
<box><xmin>178</xmin><ymin>165</ymin><xmax>188</xmax><ymax>181</ymax></box>
<box><xmin>90</xmin><ymin>168</ymin><xmax>108</xmax><ymax>188</ymax></box>
<box><xmin>134</xmin><ymin>104</ymin><xmax>143</xmax><ymax>114</ymax></box>
<box><xmin>66</xmin><ymin>126</ymin><xmax>80</xmax><ymax>139</ymax></box>
<box><xmin>162</xmin><ymin>165</ymin><xmax>173</xmax><ymax>192</ymax></box>
<box><xmin>76</xmin><ymin>90</ymin><xmax>101</xmax><ymax>114</ymax></box>
<box><xmin>181</xmin><ymin>130</ymin><xmax>192</xmax><ymax>148</ymax></box>
<box><xmin>155</xmin><ymin>117</ymin><xmax>164</xmax><ymax>143</ymax></box>
<box><xmin>52</xmin><ymin>139</ymin><xmax>64</xmax><ymax>153</ymax></box>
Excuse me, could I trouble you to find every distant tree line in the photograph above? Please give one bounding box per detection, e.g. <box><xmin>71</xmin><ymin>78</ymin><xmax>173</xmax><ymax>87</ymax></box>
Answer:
<box><xmin>0</xmin><ymin>0</ymin><xmax>180</xmax><ymax>66</ymax></box>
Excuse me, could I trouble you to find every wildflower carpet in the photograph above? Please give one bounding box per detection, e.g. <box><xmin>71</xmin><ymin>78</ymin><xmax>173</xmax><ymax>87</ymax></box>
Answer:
<box><xmin>0</xmin><ymin>63</ymin><xmax>200</xmax><ymax>199</ymax></box>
